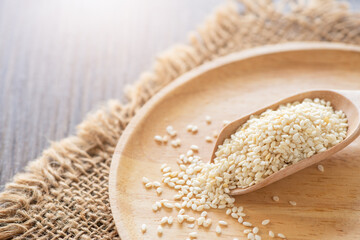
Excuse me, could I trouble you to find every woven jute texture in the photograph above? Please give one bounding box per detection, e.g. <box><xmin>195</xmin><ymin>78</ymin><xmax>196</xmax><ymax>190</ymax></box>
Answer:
<box><xmin>1</xmin><ymin>0</ymin><xmax>360</xmax><ymax>239</ymax></box>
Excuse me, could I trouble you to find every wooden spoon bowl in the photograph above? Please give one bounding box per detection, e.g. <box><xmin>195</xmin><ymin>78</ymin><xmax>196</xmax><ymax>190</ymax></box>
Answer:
<box><xmin>210</xmin><ymin>90</ymin><xmax>360</xmax><ymax>195</ymax></box>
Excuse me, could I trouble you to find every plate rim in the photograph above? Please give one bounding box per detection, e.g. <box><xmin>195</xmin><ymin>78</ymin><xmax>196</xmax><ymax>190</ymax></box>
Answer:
<box><xmin>109</xmin><ymin>41</ymin><xmax>360</xmax><ymax>240</ymax></box>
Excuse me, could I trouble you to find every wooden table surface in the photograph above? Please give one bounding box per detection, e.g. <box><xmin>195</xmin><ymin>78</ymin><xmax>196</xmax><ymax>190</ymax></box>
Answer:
<box><xmin>0</xmin><ymin>0</ymin><xmax>359</xmax><ymax>189</ymax></box>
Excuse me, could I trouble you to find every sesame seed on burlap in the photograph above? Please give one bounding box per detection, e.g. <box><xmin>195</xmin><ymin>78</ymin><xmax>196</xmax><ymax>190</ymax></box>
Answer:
<box><xmin>1</xmin><ymin>0</ymin><xmax>360</xmax><ymax>239</ymax></box>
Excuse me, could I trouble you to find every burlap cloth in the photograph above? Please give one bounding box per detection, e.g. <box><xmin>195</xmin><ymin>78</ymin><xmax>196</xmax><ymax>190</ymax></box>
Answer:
<box><xmin>1</xmin><ymin>0</ymin><xmax>360</xmax><ymax>239</ymax></box>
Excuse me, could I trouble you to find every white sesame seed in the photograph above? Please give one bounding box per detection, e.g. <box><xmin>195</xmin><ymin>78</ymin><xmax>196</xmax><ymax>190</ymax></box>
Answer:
<box><xmin>247</xmin><ymin>232</ymin><xmax>254</xmax><ymax>240</ymax></box>
<box><xmin>177</xmin><ymin>215</ymin><xmax>184</xmax><ymax>223</ymax></box>
<box><xmin>157</xmin><ymin>225</ymin><xmax>163</xmax><ymax>235</ymax></box>
<box><xmin>244</xmin><ymin>229</ymin><xmax>251</xmax><ymax>234</ymax></box>
<box><xmin>203</xmin><ymin>218</ymin><xmax>212</xmax><ymax>228</ymax></box>
<box><xmin>289</xmin><ymin>200</ymin><xmax>297</xmax><ymax>206</ymax></box>
<box><xmin>237</xmin><ymin>216</ymin><xmax>243</xmax><ymax>223</ymax></box>
<box><xmin>201</xmin><ymin>211</ymin><xmax>207</xmax><ymax>217</ymax></box>
<box><xmin>156</xmin><ymin>187</ymin><xmax>163</xmax><ymax>195</ymax></box>
<box><xmin>186</xmin><ymin>124</ymin><xmax>193</xmax><ymax>132</ymax></box>
<box><xmin>205</xmin><ymin>116</ymin><xmax>212</xmax><ymax>124</ymax></box>
<box><xmin>262</xmin><ymin>219</ymin><xmax>270</xmax><ymax>225</ymax></box>
<box><xmin>191</xmin><ymin>126</ymin><xmax>198</xmax><ymax>133</ymax></box>
<box><xmin>187</xmin><ymin>224</ymin><xmax>195</xmax><ymax>229</ymax></box>
<box><xmin>253</xmin><ymin>227</ymin><xmax>259</xmax><ymax>234</ymax></box>
<box><xmin>269</xmin><ymin>230</ymin><xmax>275</xmax><ymax>237</ymax></box>
<box><xmin>142</xmin><ymin>177</ymin><xmax>150</xmax><ymax>184</ymax></box>
<box><xmin>187</xmin><ymin>217</ymin><xmax>195</xmax><ymax>222</ymax></box>
<box><xmin>145</xmin><ymin>182</ymin><xmax>153</xmax><ymax>188</ymax></box>
<box><xmin>215</xmin><ymin>225</ymin><xmax>222</xmax><ymax>234</ymax></box>
<box><xmin>163</xmin><ymin>202</ymin><xmax>174</xmax><ymax>209</ymax></box>
<box><xmin>168</xmin><ymin>216</ymin><xmax>173</xmax><ymax>225</ymax></box>
<box><xmin>272</xmin><ymin>196</ymin><xmax>280</xmax><ymax>202</ymax></box>
<box><xmin>190</xmin><ymin>145</ymin><xmax>199</xmax><ymax>152</ymax></box>
<box><xmin>317</xmin><ymin>164</ymin><xmax>324</xmax><ymax>172</ymax></box>
<box><xmin>212</xmin><ymin>131</ymin><xmax>218</xmax><ymax>139</ymax></box>
<box><xmin>153</xmin><ymin>181</ymin><xmax>161</xmax><ymax>187</ymax></box>
<box><xmin>243</xmin><ymin>222</ymin><xmax>252</xmax><ymax>227</ymax></box>
<box><xmin>160</xmin><ymin>216</ymin><xmax>168</xmax><ymax>225</ymax></box>
<box><xmin>189</xmin><ymin>232</ymin><xmax>197</xmax><ymax>238</ymax></box>
<box><xmin>231</xmin><ymin>212</ymin><xmax>238</xmax><ymax>219</ymax></box>
<box><xmin>218</xmin><ymin>220</ymin><xmax>228</xmax><ymax>226</ymax></box>
<box><xmin>278</xmin><ymin>233</ymin><xmax>286</xmax><ymax>239</ymax></box>
<box><xmin>196</xmin><ymin>216</ymin><xmax>205</xmax><ymax>226</ymax></box>
<box><xmin>255</xmin><ymin>235</ymin><xmax>261</xmax><ymax>240</ymax></box>
<box><xmin>162</xmin><ymin>135</ymin><xmax>168</xmax><ymax>143</ymax></box>
<box><xmin>226</xmin><ymin>209</ymin><xmax>232</xmax><ymax>215</ymax></box>
<box><xmin>154</xmin><ymin>135</ymin><xmax>163</xmax><ymax>143</ymax></box>
<box><xmin>205</xmin><ymin>136</ymin><xmax>213</xmax><ymax>142</ymax></box>
<box><xmin>141</xmin><ymin>224</ymin><xmax>147</xmax><ymax>233</ymax></box>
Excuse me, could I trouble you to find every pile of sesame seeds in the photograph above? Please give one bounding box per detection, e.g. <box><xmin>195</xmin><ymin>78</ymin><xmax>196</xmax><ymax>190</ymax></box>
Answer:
<box><xmin>141</xmin><ymin>98</ymin><xmax>348</xmax><ymax>239</ymax></box>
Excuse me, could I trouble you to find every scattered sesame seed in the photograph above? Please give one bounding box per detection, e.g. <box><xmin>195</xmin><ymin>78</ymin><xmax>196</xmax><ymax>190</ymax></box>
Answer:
<box><xmin>215</xmin><ymin>225</ymin><xmax>222</xmax><ymax>234</ymax></box>
<box><xmin>218</xmin><ymin>220</ymin><xmax>228</xmax><ymax>226</ymax></box>
<box><xmin>190</xmin><ymin>145</ymin><xmax>199</xmax><ymax>152</ymax></box>
<box><xmin>189</xmin><ymin>232</ymin><xmax>197</xmax><ymax>238</ymax></box>
<box><xmin>203</xmin><ymin>218</ymin><xmax>212</xmax><ymax>228</ymax></box>
<box><xmin>163</xmin><ymin>202</ymin><xmax>174</xmax><ymax>209</ymax></box>
<box><xmin>157</xmin><ymin>225</ymin><xmax>163</xmax><ymax>236</ymax></box>
<box><xmin>243</xmin><ymin>222</ymin><xmax>252</xmax><ymax>227</ymax></box>
<box><xmin>142</xmin><ymin>177</ymin><xmax>150</xmax><ymax>184</ymax></box>
<box><xmin>205</xmin><ymin>116</ymin><xmax>212</xmax><ymax>124</ymax></box>
<box><xmin>187</xmin><ymin>124</ymin><xmax>193</xmax><ymax>132</ymax></box>
<box><xmin>253</xmin><ymin>227</ymin><xmax>259</xmax><ymax>234</ymax></box>
<box><xmin>226</xmin><ymin>209</ymin><xmax>232</xmax><ymax>215</ymax></box>
<box><xmin>269</xmin><ymin>230</ymin><xmax>275</xmax><ymax>238</ymax></box>
<box><xmin>289</xmin><ymin>200</ymin><xmax>297</xmax><ymax>206</ymax></box>
<box><xmin>262</xmin><ymin>219</ymin><xmax>270</xmax><ymax>225</ymax></box>
<box><xmin>145</xmin><ymin>182</ymin><xmax>153</xmax><ymax>188</ymax></box>
<box><xmin>166</xmin><ymin>125</ymin><xmax>177</xmax><ymax>137</ymax></box>
<box><xmin>255</xmin><ymin>234</ymin><xmax>261</xmax><ymax>240</ymax></box>
<box><xmin>237</xmin><ymin>216</ymin><xmax>243</xmax><ymax>223</ymax></box>
<box><xmin>141</xmin><ymin>224</ymin><xmax>147</xmax><ymax>233</ymax></box>
<box><xmin>201</xmin><ymin>211</ymin><xmax>207</xmax><ymax>217</ymax></box>
<box><xmin>168</xmin><ymin>216</ymin><xmax>173</xmax><ymax>225</ymax></box>
<box><xmin>317</xmin><ymin>164</ymin><xmax>324</xmax><ymax>172</ymax></box>
<box><xmin>162</xmin><ymin>135</ymin><xmax>168</xmax><ymax>143</ymax></box>
<box><xmin>191</xmin><ymin>125</ymin><xmax>198</xmax><ymax>133</ymax></box>
<box><xmin>247</xmin><ymin>232</ymin><xmax>254</xmax><ymax>239</ymax></box>
<box><xmin>153</xmin><ymin>181</ymin><xmax>161</xmax><ymax>187</ymax></box>
<box><xmin>156</xmin><ymin>187</ymin><xmax>163</xmax><ymax>195</ymax></box>
<box><xmin>154</xmin><ymin>135</ymin><xmax>163</xmax><ymax>143</ymax></box>
<box><xmin>231</xmin><ymin>212</ymin><xmax>238</xmax><ymax>219</ymax></box>
<box><xmin>205</xmin><ymin>136</ymin><xmax>213</xmax><ymax>142</ymax></box>
<box><xmin>244</xmin><ymin>229</ymin><xmax>251</xmax><ymax>234</ymax></box>
<box><xmin>177</xmin><ymin>215</ymin><xmax>184</xmax><ymax>223</ymax></box>
<box><xmin>212</xmin><ymin>130</ymin><xmax>219</xmax><ymax>138</ymax></box>
<box><xmin>278</xmin><ymin>233</ymin><xmax>286</xmax><ymax>239</ymax></box>
<box><xmin>272</xmin><ymin>196</ymin><xmax>280</xmax><ymax>202</ymax></box>
<box><xmin>160</xmin><ymin>216</ymin><xmax>168</xmax><ymax>225</ymax></box>
<box><xmin>187</xmin><ymin>223</ymin><xmax>195</xmax><ymax>229</ymax></box>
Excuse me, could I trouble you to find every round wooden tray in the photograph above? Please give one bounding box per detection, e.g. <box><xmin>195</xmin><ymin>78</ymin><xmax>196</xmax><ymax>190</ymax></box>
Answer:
<box><xmin>109</xmin><ymin>42</ymin><xmax>360</xmax><ymax>240</ymax></box>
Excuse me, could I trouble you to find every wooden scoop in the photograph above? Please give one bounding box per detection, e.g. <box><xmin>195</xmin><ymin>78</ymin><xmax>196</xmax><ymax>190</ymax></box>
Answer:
<box><xmin>210</xmin><ymin>90</ymin><xmax>360</xmax><ymax>196</ymax></box>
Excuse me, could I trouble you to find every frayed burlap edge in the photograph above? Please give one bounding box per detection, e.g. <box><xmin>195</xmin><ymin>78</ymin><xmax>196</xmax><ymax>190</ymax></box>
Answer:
<box><xmin>1</xmin><ymin>0</ymin><xmax>360</xmax><ymax>239</ymax></box>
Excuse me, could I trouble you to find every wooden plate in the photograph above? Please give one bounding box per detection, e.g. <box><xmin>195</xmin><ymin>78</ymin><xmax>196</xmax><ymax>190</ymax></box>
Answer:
<box><xmin>109</xmin><ymin>42</ymin><xmax>360</xmax><ymax>240</ymax></box>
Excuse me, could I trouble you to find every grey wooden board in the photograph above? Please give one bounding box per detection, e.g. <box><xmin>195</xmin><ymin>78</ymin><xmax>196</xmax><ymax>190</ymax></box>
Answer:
<box><xmin>0</xmin><ymin>0</ymin><xmax>359</xmax><ymax>189</ymax></box>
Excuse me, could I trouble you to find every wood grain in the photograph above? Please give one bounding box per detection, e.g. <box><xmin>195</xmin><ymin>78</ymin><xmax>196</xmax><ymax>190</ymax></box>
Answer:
<box><xmin>109</xmin><ymin>43</ymin><xmax>360</xmax><ymax>240</ymax></box>
<box><xmin>0</xmin><ymin>0</ymin><xmax>223</xmax><ymax>189</ymax></box>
